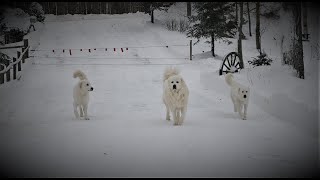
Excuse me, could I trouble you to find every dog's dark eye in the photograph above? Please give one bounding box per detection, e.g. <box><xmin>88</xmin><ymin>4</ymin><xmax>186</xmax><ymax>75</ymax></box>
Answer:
<box><xmin>171</xmin><ymin>81</ymin><xmax>174</xmax><ymax>83</ymax></box>
<box><xmin>242</xmin><ymin>91</ymin><xmax>244</xmax><ymax>93</ymax></box>
<box><xmin>87</xmin><ymin>83</ymin><xmax>89</xmax><ymax>86</ymax></box>
<box><xmin>246</xmin><ymin>91</ymin><xmax>248</xmax><ymax>93</ymax></box>
<box><xmin>176</xmin><ymin>81</ymin><xmax>179</xmax><ymax>83</ymax></box>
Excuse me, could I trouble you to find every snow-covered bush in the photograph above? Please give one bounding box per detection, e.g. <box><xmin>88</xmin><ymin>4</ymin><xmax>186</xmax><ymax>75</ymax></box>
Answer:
<box><xmin>29</xmin><ymin>2</ymin><xmax>45</xmax><ymax>23</ymax></box>
<box><xmin>248</xmin><ymin>53</ymin><xmax>273</xmax><ymax>67</ymax></box>
<box><xmin>178</xmin><ymin>18</ymin><xmax>189</xmax><ymax>32</ymax></box>
<box><xmin>165</xmin><ymin>19</ymin><xmax>178</xmax><ymax>31</ymax></box>
<box><xmin>165</xmin><ymin>18</ymin><xmax>189</xmax><ymax>32</ymax></box>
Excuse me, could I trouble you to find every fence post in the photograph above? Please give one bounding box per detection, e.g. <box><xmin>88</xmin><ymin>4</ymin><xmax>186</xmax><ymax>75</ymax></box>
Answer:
<box><xmin>17</xmin><ymin>51</ymin><xmax>21</xmax><ymax>71</ymax></box>
<box><xmin>22</xmin><ymin>39</ymin><xmax>29</xmax><ymax>63</ymax></box>
<box><xmin>0</xmin><ymin>65</ymin><xmax>4</xmax><ymax>84</ymax></box>
<box><xmin>6</xmin><ymin>63</ymin><xmax>11</xmax><ymax>82</ymax></box>
<box><xmin>13</xmin><ymin>57</ymin><xmax>17</xmax><ymax>80</ymax></box>
<box><xmin>190</xmin><ymin>40</ymin><xmax>192</xmax><ymax>61</ymax></box>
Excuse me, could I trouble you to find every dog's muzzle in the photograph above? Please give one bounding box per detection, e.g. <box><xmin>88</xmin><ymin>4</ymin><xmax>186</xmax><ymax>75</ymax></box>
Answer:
<box><xmin>173</xmin><ymin>84</ymin><xmax>176</xmax><ymax>90</ymax></box>
<box><xmin>244</xmin><ymin>95</ymin><xmax>247</xmax><ymax>98</ymax></box>
<box><xmin>90</xmin><ymin>87</ymin><xmax>94</xmax><ymax>91</ymax></box>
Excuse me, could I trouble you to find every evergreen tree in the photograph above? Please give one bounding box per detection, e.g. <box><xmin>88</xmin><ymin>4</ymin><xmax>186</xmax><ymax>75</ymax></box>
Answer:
<box><xmin>187</xmin><ymin>2</ymin><xmax>237</xmax><ymax>57</ymax></box>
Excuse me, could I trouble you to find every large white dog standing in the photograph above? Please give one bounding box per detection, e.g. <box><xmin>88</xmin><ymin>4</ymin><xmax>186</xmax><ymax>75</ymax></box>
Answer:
<box><xmin>225</xmin><ymin>73</ymin><xmax>250</xmax><ymax>120</ymax></box>
<box><xmin>162</xmin><ymin>67</ymin><xmax>189</xmax><ymax>126</ymax></box>
<box><xmin>73</xmin><ymin>70</ymin><xmax>94</xmax><ymax>120</ymax></box>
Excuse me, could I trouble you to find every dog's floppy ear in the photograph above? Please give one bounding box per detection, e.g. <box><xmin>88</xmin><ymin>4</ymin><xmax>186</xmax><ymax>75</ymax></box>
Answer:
<box><xmin>238</xmin><ymin>88</ymin><xmax>240</xmax><ymax>93</ymax></box>
<box><xmin>79</xmin><ymin>81</ymin><xmax>82</xmax><ymax>89</ymax></box>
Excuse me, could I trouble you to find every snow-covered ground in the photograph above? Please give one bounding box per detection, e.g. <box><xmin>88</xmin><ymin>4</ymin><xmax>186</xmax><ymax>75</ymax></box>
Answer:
<box><xmin>0</xmin><ymin>3</ymin><xmax>318</xmax><ymax>177</ymax></box>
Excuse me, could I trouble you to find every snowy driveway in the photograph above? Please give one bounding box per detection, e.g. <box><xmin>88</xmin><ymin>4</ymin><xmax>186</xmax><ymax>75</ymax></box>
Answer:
<box><xmin>0</xmin><ymin>13</ymin><xmax>317</xmax><ymax>177</ymax></box>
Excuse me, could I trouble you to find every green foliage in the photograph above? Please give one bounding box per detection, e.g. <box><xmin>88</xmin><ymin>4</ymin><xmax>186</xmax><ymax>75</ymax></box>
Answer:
<box><xmin>248</xmin><ymin>53</ymin><xmax>273</xmax><ymax>66</ymax></box>
<box><xmin>187</xmin><ymin>2</ymin><xmax>237</xmax><ymax>45</ymax></box>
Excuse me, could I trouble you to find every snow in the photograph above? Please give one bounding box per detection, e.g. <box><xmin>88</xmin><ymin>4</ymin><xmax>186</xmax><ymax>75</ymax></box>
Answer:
<box><xmin>0</xmin><ymin>3</ymin><xmax>318</xmax><ymax>177</ymax></box>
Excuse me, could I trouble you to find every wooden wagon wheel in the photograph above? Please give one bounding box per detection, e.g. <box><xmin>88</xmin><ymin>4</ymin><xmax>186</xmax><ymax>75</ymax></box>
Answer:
<box><xmin>219</xmin><ymin>52</ymin><xmax>242</xmax><ymax>75</ymax></box>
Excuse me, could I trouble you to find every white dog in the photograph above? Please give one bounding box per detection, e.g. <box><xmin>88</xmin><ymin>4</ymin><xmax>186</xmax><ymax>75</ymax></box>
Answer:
<box><xmin>162</xmin><ymin>67</ymin><xmax>189</xmax><ymax>126</ymax></box>
<box><xmin>73</xmin><ymin>70</ymin><xmax>94</xmax><ymax>120</ymax></box>
<box><xmin>225</xmin><ymin>73</ymin><xmax>250</xmax><ymax>120</ymax></box>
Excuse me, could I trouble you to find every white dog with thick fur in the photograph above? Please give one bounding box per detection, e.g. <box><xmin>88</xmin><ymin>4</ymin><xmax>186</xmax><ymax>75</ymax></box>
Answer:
<box><xmin>162</xmin><ymin>67</ymin><xmax>189</xmax><ymax>126</ymax></box>
<box><xmin>225</xmin><ymin>73</ymin><xmax>250</xmax><ymax>120</ymax></box>
<box><xmin>73</xmin><ymin>70</ymin><xmax>94</xmax><ymax>120</ymax></box>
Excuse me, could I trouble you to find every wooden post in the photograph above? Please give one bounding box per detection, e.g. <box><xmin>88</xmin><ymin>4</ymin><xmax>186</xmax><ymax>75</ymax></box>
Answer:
<box><xmin>13</xmin><ymin>57</ymin><xmax>17</xmax><ymax>80</ymax></box>
<box><xmin>22</xmin><ymin>39</ymin><xmax>29</xmax><ymax>63</ymax></box>
<box><xmin>6</xmin><ymin>63</ymin><xmax>10</xmax><ymax>82</ymax></box>
<box><xmin>0</xmin><ymin>65</ymin><xmax>4</xmax><ymax>84</ymax></box>
<box><xmin>17</xmin><ymin>51</ymin><xmax>21</xmax><ymax>71</ymax></box>
<box><xmin>190</xmin><ymin>40</ymin><xmax>192</xmax><ymax>61</ymax></box>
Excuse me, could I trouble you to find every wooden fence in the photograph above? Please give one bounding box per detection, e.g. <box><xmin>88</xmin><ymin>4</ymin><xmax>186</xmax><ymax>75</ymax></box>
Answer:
<box><xmin>0</xmin><ymin>39</ymin><xmax>29</xmax><ymax>84</ymax></box>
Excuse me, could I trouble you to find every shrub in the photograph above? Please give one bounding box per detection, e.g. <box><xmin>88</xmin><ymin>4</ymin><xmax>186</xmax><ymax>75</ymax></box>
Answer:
<box><xmin>248</xmin><ymin>53</ymin><xmax>273</xmax><ymax>66</ymax></box>
<box><xmin>29</xmin><ymin>2</ymin><xmax>45</xmax><ymax>23</ymax></box>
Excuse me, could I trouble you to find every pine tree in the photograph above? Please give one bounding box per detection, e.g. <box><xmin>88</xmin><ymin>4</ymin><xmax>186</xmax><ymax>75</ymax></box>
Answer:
<box><xmin>187</xmin><ymin>2</ymin><xmax>237</xmax><ymax>57</ymax></box>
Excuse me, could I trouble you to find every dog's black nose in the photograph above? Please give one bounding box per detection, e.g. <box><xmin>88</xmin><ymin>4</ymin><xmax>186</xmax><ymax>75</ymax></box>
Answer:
<box><xmin>91</xmin><ymin>87</ymin><xmax>94</xmax><ymax>91</ymax></box>
<box><xmin>173</xmin><ymin>84</ymin><xmax>176</xmax><ymax>89</ymax></box>
<box><xmin>244</xmin><ymin>95</ymin><xmax>247</xmax><ymax>98</ymax></box>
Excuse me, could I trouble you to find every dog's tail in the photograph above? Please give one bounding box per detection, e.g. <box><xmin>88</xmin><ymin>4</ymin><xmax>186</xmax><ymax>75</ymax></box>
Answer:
<box><xmin>73</xmin><ymin>70</ymin><xmax>87</xmax><ymax>80</ymax></box>
<box><xmin>163</xmin><ymin>67</ymin><xmax>180</xmax><ymax>82</ymax></box>
<box><xmin>225</xmin><ymin>73</ymin><xmax>234</xmax><ymax>86</ymax></box>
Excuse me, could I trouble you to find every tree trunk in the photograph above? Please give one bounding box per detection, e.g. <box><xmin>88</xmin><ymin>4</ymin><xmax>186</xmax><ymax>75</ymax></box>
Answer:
<box><xmin>187</xmin><ymin>2</ymin><xmax>191</xmax><ymax>17</ymax></box>
<box><xmin>238</xmin><ymin>2</ymin><xmax>244</xmax><ymax>68</ymax></box>
<box><xmin>235</xmin><ymin>2</ymin><xmax>238</xmax><ymax>24</ymax></box>
<box><xmin>55</xmin><ymin>2</ymin><xmax>58</xmax><ymax>15</ymax></box>
<box><xmin>85</xmin><ymin>2</ymin><xmax>87</xmax><ymax>14</ymax></box>
<box><xmin>66</xmin><ymin>2</ymin><xmax>68</xmax><ymax>14</ymax></box>
<box><xmin>302</xmin><ymin>2</ymin><xmax>308</xmax><ymax>37</ymax></box>
<box><xmin>247</xmin><ymin>2</ymin><xmax>252</xmax><ymax>36</ymax></box>
<box><xmin>151</xmin><ymin>9</ymin><xmax>154</xmax><ymax>23</ymax></box>
<box><xmin>293</xmin><ymin>2</ymin><xmax>304</xmax><ymax>79</ymax></box>
<box><xmin>256</xmin><ymin>2</ymin><xmax>261</xmax><ymax>52</ymax></box>
<box><xmin>211</xmin><ymin>34</ymin><xmax>215</xmax><ymax>57</ymax></box>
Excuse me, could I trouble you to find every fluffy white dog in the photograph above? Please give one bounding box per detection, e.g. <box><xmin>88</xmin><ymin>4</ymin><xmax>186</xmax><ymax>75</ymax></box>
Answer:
<box><xmin>162</xmin><ymin>67</ymin><xmax>189</xmax><ymax>126</ymax></box>
<box><xmin>225</xmin><ymin>73</ymin><xmax>250</xmax><ymax>120</ymax></box>
<box><xmin>73</xmin><ymin>70</ymin><xmax>94</xmax><ymax>120</ymax></box>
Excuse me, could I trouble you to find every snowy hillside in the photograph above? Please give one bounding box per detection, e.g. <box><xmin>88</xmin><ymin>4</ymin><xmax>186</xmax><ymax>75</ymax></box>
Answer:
<box><xmin>0</xmin><ymin>2</ymin><xmax>318</xmax><ymax>177</ymax></box>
